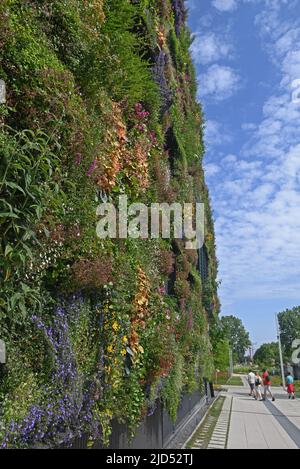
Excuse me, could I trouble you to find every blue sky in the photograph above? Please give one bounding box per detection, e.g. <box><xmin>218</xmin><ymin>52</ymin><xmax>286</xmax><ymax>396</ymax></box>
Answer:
<box><xmin>186</xmin><ymin>0</ymin><xmax>300</xmax><ymax>347</ymax></box>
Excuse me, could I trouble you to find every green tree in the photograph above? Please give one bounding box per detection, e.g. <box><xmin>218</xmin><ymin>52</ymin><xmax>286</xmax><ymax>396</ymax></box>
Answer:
<box><xmin>220</xmin><ymin>315</ymin><xmax>251</xmax><ymax>363</ymax></box>
<box><xmin>214</xmin><ymin>339</ymin><xmax>230</xmax><ymax>372</ymax></box>
<box><xmin>209</xmin><ymin>317</ymin><xmax>230</xmax><ymax>371</ymax></box>
<box><xmin>278</xmin><ymin>306</ymin><xmax>300</xmax><ymax>360</ymax></box>
<box><xmin>253</xmin><ymin>342</ymin><xmax>279</xmax><ymax>367</ymax></box>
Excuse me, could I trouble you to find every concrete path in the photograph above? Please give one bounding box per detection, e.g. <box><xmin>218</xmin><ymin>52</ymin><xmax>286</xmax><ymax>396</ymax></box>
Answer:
<box><xmin>224</xmin><ymin>377</ymin><xmax>300</xmax><ymax>449</ymax></box>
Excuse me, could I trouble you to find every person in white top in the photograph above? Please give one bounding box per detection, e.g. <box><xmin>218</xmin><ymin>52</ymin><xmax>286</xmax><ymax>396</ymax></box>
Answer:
<box><xmin>254</xmin><ymin>371</ymin><xmax>263</xmax><ymax>401</ymax></box>
<box><xmin>247</xmin><ymin>370</ymin><xmax>256</xmax><ymax>397</ymax></box>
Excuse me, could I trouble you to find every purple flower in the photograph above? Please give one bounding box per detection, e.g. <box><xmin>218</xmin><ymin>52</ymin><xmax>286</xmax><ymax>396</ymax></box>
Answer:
<box><xmin>157</xmin><ymin>285</ymin><xmax>166</xmax><ymax>295</ymax></box>
<box><xmin>153</xmin><ymin>51</ymin><xmax>173</xmax><ymax>113</ymax></box>
<box><xmin>87</xmin><ymin>159</ymin><xmax>97</xmax><ymax>177</ymax></box>
<box><xmin>134</xmin><ymin>103</ymin><xmax>143</xmax><ymax>114</ymax></box>
<box><xmin>171</xmin><ymin>0</ymin><xmax>187</xmax><ymax>36</ymax></box>
<box><xmin>2</xmin><ymin>297</ymin><xmax>102</xmax><ymax>448</ymax></box>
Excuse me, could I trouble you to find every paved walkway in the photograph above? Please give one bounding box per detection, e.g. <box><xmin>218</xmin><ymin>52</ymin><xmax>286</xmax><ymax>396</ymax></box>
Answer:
<box><xmin>224</xmin><ymin>376</ymin><xmax>300</xmax><ymax>449</ymax></box>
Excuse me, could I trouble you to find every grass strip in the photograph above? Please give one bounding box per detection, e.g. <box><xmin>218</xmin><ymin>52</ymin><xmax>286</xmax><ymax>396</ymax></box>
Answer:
<box><xmin>186</xmin><ymin>396</ymin><xmax>226</xmax><ymax>449</ymax></box>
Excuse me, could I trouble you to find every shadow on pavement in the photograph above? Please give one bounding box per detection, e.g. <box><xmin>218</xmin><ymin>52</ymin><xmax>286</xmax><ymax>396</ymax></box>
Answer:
<box><xmin>263</xmin><ymin>399</ymin><xmax>300</xmax><ymax>448</ymax></box>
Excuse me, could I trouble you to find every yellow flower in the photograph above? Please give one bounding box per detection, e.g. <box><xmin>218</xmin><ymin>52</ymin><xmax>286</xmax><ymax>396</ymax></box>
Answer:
<box><xmin>112</xmin><ymin>321</ymin><xmax>119</xmax><ymax>331</ymax></box>
<box><xmin>121</xmin><ymin>349</ymin><xmax>127</xmax><ymax>356</ymax></box>
<box><xmin>122</xmin><ymin>336</ymin><xmax>128</xmax><ymax>344</ymax></box>
<box><xmin>107</xmin><ymin>344</ymin><xmax>113</xmax><ymax>353</ymax></box>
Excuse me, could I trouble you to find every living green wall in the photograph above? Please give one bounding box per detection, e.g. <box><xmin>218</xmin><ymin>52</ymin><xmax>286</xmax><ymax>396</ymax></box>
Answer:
<box><xmin>0</xmin><ymin>0</ymin><xmax>219</xmax><ymax>448</ymax></box>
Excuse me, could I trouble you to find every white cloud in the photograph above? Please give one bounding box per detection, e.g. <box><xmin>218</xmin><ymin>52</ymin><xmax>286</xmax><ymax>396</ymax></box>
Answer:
<box><xmin>190</xmin><ymin>33</ymin><xmax>232</xmax><ymax>65</ymax></box>
<box><xmin>282</xmin><ymin>49</ymin><xmax>300</xmax><ymax>82</ymax></box>
<box><xmin>212</xmin><ymin>0</ymin><xmax>237</xmax><ymax>11</ymax></box>
<box><xmin>241</xmin><ymin>123</ymin><xmax>257</xmax><ymax>131</ymax></box>
<box><xmin>186</xmin><ymin>0</ymin><xmax>198</xmax><ymax>11</ymax></box>
<box><xmin>206</xmin><ymin>0</ymin><xmax>300</xmax><ymax>305</ymax></box>
<box><xmin>275</xmin><ymin>28</ymin><xmax>300</xmax><ymax>56</ymax></box>
<box><xmin>199</xmin><ymin>64</ymin><xmax>240</xmax><ymax>100</ymax></box>
<box><xmin>222</xmin><ymin>154</ymin><xmax>237</xmax><ymax>164</ymax></box>
<box><xmin>205</xmin><ymin>120</ymin><xmax>233</xmax><ymax>146</ymax></box>
<box><xmin>205</xmin><ymin>163</ymin><xmax>221</xmax><ymax>177</ymax></box>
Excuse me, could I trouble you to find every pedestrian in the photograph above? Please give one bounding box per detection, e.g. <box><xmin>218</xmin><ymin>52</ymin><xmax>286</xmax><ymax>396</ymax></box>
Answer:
<box><xmin>255</xmin><ymin>371</ymin><xmax>263</xmax><ymax>401</ymax></box>
<box><xmin>247</xmin><ymin>369</ymin><xmax>256</xmax><ymax>398</ymax></box>
<box><xmin>262</xmin><ymin>368</ymin><xmax>275</xmax><ymax>401</ymax></box>
<box><xmin>285</xmin><ymin>372</ymin><xmax>296</xmax><ymax>400</ymax></box>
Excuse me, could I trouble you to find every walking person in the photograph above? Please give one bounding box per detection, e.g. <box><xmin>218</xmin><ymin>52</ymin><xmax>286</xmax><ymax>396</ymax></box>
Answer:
<box><xmin>247</xmin><ymin>369</ymin><xmax>256</xmax><ymax>398</ymax></box>
<box><xmin>262</xmin><ymin>368</ymin><xmax>275</xmax><ymax>401</ymax></box>
<box><xmin>255</xmin><ymin>371</ymin><xmax>263</xmax><ymax>401</ymax></box>
<box><xmin>285</xmin><ymin>372</ymin><xmax>296</xmax><ymax>400</ymax></box>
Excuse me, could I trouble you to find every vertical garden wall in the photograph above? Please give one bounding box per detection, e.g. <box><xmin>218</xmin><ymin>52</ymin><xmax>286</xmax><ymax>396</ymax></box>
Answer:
<box><xmin>0</xmin><ymin>0</ymin><xmax>219</xmax><ymax>448</ymax></box>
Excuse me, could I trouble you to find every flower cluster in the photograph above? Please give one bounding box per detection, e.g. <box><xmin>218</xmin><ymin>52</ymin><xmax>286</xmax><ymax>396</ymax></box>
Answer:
<box><xmin>100</xmin><ymin>292</ymin><xmax>132</xmax><ymax>385</ymax></box>
<box><xmin>134</xmin><ymin>103</ymin><xmax>150</xmax><ymax>122</ymax></box>
<box><xmin>72</xmin><ymin>258</ymin><xmax>113</xmax><ymax>289</ymax></box>
<box><xmin>157</xmin><ymin>285</ymin><xmax>166</xmax><ymax>296</ymax></box>
<box><xmin>157</xmin><ymin>248</ymin><xmax>175</xmax><ymax>275</ymax></box>
<box><xmin>171</xmin><ymin>0</ymin><xmax>187</xmax><ymax>36</ymax></box>
<box><xmin>1</xmin><ymin>299</ymin><xmax>100</xmax><ymax>448</ymax></box>
<box><xmin>153</xmin><ymin>51</ymin><xmax>173</xmax><ymax>114</ymax></box>
<box><xmin>130</xmin><ymin>267</ymin><xmax>151</xmax><ymax>358</ymax></box>
<box><xmin>91</xmin><ymin>102</ymin><xmax>153</xmax><ymax>194</ymax></box>
<box><xmin>133</xmin><ymin>103</ymin><xmax>157</xmax><ymax>147</ymax></box>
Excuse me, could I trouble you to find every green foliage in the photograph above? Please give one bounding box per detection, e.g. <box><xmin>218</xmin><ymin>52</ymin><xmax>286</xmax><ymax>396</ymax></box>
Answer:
<box><xmin>0</xmin><ymin>128</ymin><xmax>63</xmax><ymax>322</ymax></box>
<box><xmin>0</xmin><ymin>0</ymin><xmax>219</xmax><ymax>447</ymax></box>
<box><xmin>0</xmin><ymin>371</ymin><xmax>42</xmax><ymax>427</ymax></box>
<box><xmin>253</xmin><ymin>342</ymin><xmax>279</xmax><ymax>367</ymax></box>
<box><xmin>278</xmin><ymin>306</ymin><xmax>300</xmax><ymax>359</ymax></box>
<box><xmin>220</xmin><ymin>315</ymin><xmax>251</xmax><ymax>363</ymax></box>
<box><xmin>84</xmin><ymin>0</ymin><xmax>161</xmax><ymax>113</ymax></box>
<box><xmin>69</xmin><ymin>300</ymin><xmax>98</xmax><ymax>377</ymax></box>
<box><xmin>214</xmin><ymin>339</ymin><xmax>230</xmax><ymax>372</ymax></box>
<box><xmin>161</xmin><ymin>352</ymin><xmax>184</xmax><ymax>423</ymax></box>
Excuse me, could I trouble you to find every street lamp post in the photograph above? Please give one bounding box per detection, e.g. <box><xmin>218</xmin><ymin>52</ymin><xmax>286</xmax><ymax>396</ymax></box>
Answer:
<box><xmin>275</xmin><ymin>313</ymin><xmax>286</xmax><ymax>390</ymax></box>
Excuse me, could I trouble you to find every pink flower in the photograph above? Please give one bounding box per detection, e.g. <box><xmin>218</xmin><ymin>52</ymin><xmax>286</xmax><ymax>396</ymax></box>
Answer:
<box><xmin>134</xmin><ymin>104</ymin><xmax>150</xmax><ymax>121</ymax></box>
<box><xmin>87</xmin><ymin>159</ymin><xmax>97</xmax><ymax>177</ymax></box>
<box><xmin>149</xmin><ymin>131</ymin><xmax>157</xmax><ymax>145</ymax></box>
<box><xmin>136</xmin><ymin>124</ymin><xmax>146</xmax><ymax>132</ymax></box>
<box><xmin>75</xmin><ymin>153</ymin><xmax>82</xmax><ymax>165</ymax></box>
<box><xmin>134</xmin><ymin>103</ymin><xmax>143</xmax><ymax>113</ymax></box>
<box><xmin>158</xmin><ymin>285</ymin><xmax>166</xmax><ymax>295</ymax></box>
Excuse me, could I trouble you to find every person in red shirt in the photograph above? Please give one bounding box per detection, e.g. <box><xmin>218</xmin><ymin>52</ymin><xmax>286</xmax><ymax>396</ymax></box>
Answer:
<box><xmin>262</xmin><ymin>369</ymin><xmax>275</xmax><ymax>401</ymax></box>
<box><xmin>285</xmin><ymin>372</ymin><xmax>296</xmax><ymax>400</ymax></box>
